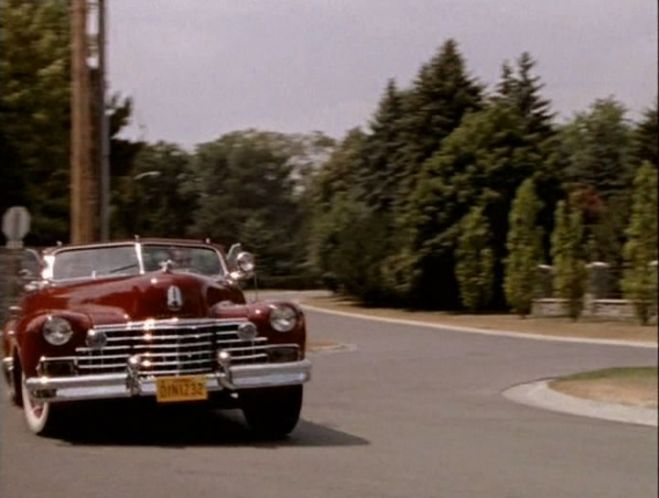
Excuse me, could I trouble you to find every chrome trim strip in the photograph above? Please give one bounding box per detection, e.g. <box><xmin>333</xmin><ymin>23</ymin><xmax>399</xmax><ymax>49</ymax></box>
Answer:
<box><xmin>78</xmin><ymin>363</ymin><xmax>133</xmax><ymax>370</ymax></box>
<box><xmin>105</xmin><ymin>333</ymin><xmax>215</xmax><ymax>342</ymax></box>
<box><xmin>102</xmin><ymin>332</ymin><xmax>267</xmax><ymax>343</ymax></box>
<box><xmin>135</xmin><ymin>241</ymin><xmax>145</xmax><ymax>274</ymax></box>
<box><xmin>228</xmin><ymin>353</ymin><xmax>269</xmax><ymax>361</ymax></box>
<box><xmin>24</xmin><ymin>360</ymin><xmax>312</xmax><ymax>402</ymax></box>
<box><xmin>94</xmin><ymin>318</ymin><xmax>246</xmax><ymax>332</ymax></box>
<box><xmin>38</xmin><ymin>356</ymin><xmax>79</xmax><ymax>363</ymax></box>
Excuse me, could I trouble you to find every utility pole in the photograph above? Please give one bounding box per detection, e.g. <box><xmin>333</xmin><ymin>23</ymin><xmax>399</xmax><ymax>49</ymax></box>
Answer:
<box><xmin>98</xmin><ymin>0</ymin><xmax>110</xmax><ymax>241</ymax></box>
<box><xmin>71</xmin><ymin>0</ymin><xmax>97</xmax><ymax>244</ymax></box>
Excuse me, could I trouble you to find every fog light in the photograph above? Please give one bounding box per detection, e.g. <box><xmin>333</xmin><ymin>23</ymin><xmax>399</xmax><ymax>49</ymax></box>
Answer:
<box><xmin>267</xmin><ymin>345</ymin><xmax>300</xmax><ymax>363</ymax></box>
<box><xmin>237</xmin><ymin>322</ymin><xmax>257</xmax><ymax>341</ymax></box>
<box><xmin>86</xmin><ymin>328</ymin><xmax>107</xmax><ymax>350</ymax></box>
<box><xmin>36</xmin><ymin>358</ymin><xmax>77</xmax><ymax>377</ymax></box>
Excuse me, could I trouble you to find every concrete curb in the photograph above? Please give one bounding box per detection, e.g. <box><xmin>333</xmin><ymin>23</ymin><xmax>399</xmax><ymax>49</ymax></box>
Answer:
<box><xmin>503</xmin><ymin>380</ymin><xmax>658</xmax><ymax>427</ymax></box>
<box><xmin>300</xmin><ymin>303</ymin><xmax>658</xmax><ymax>349</ymax></box>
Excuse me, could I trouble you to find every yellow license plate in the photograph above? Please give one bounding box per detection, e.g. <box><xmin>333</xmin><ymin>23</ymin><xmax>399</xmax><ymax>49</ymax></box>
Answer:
<box><xmin>156</xmin><ymin>375</ymin><xmax>208</xmax><ymax>403</ymax></box>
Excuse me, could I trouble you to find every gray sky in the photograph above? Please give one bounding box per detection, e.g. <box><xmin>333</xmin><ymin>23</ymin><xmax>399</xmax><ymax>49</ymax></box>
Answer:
<box><xmin>108</xmin><ymin>0</ymin><xmax>658</xmax><ymax>147</ymax></box>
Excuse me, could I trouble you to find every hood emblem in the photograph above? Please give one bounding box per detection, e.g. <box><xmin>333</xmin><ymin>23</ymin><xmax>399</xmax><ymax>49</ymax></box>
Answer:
<box><xmin>166</xmin><ymin>285</ymin><xmax>184</xmax><ymax>311</ymax></box>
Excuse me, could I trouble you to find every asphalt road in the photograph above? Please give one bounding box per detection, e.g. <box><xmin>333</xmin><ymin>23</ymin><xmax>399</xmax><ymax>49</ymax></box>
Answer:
<box><xmin>1</xmin><ymin>300</ymin><xmax>657</xmax><ymax>498</ymax></box>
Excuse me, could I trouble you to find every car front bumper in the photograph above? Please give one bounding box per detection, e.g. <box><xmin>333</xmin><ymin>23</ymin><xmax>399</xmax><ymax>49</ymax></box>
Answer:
<box><xmin>25</xmin><ymin>359</ymin><xmax>312</xmax><ymax>403</ymax></box>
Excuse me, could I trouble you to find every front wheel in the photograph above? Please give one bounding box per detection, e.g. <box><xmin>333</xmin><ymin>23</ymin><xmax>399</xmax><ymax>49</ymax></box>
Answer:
<box><xmin>21</xmin><ymin>372</ymin><xmax>63</xmax><ymax>436</ymax></box>
<box><xmin>241</xmin><ymin>385</ymin><xmax>303</xmax><ymax>439</ymax></box>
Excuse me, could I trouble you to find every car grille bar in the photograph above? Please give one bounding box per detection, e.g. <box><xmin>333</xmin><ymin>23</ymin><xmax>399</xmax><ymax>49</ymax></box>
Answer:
<box><xmin>74</xmin><ymin>318</ymin><xmax>269</xmax><ymax>377</ymax></box>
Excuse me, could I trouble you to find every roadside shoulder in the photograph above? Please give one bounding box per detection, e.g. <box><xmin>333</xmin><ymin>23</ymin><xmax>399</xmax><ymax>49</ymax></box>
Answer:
<box><xmin>300</xmin><ymin>301</ymin><xmax>658</xmax><ymax>349</ymax></box>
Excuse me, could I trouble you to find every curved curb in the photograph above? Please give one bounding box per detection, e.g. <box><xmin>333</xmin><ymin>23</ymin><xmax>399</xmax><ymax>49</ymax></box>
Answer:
<box><xmin>503</xmin><ymin>380</ymin><xmax>658</xmax><ymax>427</ymax></box>
<box><xmin>300</xmin><ymin>304</ymin><xmax>658</xmax><ymax>349</ymax></box>
<box><xmin>308</xmin><ymin>343</ymin><xmax>357</xmax><ymax>355</ymax></box>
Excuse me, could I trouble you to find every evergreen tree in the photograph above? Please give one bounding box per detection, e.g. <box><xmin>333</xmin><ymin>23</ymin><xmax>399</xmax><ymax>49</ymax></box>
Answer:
<box><xmin>360</xmin><ymin>79</ymin><xmax>405</xmax><ymax>209</ymax></box>
<box><xmin>396</xmin><ymin>39</ymin><xmax>482</xmax><ymax>204</ymax></box>
<box><xmin>631</xmin><ymin>101</ymin><xmax>658</xmax><ymax>168</ymax></box>
<box><xmin>504</xmin><ymin>179</ymin><xmax>543</xmax><ymax>316</ymax></box>
<box><xmin>550</xmin><ymin>98</ymin><xmax>635</xmax><ymax>267</ymax></box>
<box><xmin>621</xmin><ymin>162</ymin><xmax>658</xmax><ymax>324</ymax></box>
<box><xmin>455</xmin><ymin>206</ymin><xmax>494</xmax><ymax>311</ymax></box>
<box><xmin>551</xmin><ymin>200</ymin><xmax>586</xmax><ymax>320</ymax></box>
<box><xmin>495</xmin><ymin>52</ymin><xmax>557</xmax><ymax>257</ymax></box>
<box><xmin>399</xmin><ymin>101</ymin><xmax>540</xmax><ymax>308</ymax></box>
<box><xmin>561</xmin><ymin>98</ymin><xmax>633</xmax><ymax>199</ymax></box>
<box><xmin>495</xmin><ymin>52</ymin><xmax>553</xmax><ymax>137</ymax></box>
<box><xmin>400</xmin><ymin>40</ymin><xmax>482</xmax><ymax>164</ymax></box>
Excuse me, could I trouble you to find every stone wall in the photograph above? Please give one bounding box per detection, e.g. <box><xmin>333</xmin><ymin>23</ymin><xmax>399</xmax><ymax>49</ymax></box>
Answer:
<box><xmin>532</xmin><ymin>297</ymin><xmax>657</xmax><ymax>323</ymax></box>
<box><xmin>531</xmin><ymin>262</ymin><xmax>657</xmax><ymax>323</ymax></box>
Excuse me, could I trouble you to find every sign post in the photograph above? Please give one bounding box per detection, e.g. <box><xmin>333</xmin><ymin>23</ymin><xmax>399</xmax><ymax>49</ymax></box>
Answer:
<box><xmin>2</xmin><ymin>206</ymin><xmax>31</xmax><ymax>248</ymax></box>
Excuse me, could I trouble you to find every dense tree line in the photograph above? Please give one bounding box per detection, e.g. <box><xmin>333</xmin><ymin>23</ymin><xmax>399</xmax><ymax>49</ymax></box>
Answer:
<box><xmin>113</xmin><ymin>131</ymin><xmax>334</xmax><ymax>281</ymax></box>
<box><xmin>307</xmin><ymin>40</ymin><xmax>657</xmax><ymax>314</ymax></box>
<box><xmin>1</xmin><ymin>3</ymin><xmax>655</xmax><ymax>317</ymax></box>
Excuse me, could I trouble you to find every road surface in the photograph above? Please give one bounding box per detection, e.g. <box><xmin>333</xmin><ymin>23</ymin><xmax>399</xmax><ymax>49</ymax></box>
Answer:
<box><xmin>1</xmin><ymin>298</ymin><xmax>656</xmax><ymax>497</ymax></box>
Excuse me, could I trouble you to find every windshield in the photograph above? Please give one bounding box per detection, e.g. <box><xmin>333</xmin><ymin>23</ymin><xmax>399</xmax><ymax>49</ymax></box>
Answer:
<box><xmin>49</xmin><ymin>243</ymin><xmax>225</xmax><ymax>281</ymax></box>
<box><xmin>51</xmin><ymin>246</ymin><xmax>140</xmax><ymax>280</ymax></box>
<box><xmin>141</xmin><ymin>244</ymin><xmax>224</xmax><ymax>276</ymax></box>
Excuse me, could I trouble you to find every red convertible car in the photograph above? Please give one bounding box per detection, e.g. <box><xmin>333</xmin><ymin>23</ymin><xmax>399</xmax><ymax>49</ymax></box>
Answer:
<box><xmin>1</xmin><ymin>239</ymin><xmax>311</xmax><ymax>437</ymax></box>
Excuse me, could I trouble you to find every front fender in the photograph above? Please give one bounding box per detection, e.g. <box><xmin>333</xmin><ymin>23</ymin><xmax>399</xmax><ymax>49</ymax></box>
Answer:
<box><xmin>17</xmin><ymin>310</ymin><xmax>92</xmax><ymax>376</ymax></box>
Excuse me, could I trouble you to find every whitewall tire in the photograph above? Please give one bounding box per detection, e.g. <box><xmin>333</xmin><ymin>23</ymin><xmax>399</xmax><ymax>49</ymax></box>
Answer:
<box><xmin>21</xmin><ymin>372</ymin><xmax>60</xmax><ymax>435</ymax></box>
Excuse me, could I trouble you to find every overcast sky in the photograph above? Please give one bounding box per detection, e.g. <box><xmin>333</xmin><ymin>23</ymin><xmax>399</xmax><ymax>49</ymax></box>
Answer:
<box><xmin>107</xmin><ymin>0</ymin><xmax>657</xmax><ymax>148</ymax></box>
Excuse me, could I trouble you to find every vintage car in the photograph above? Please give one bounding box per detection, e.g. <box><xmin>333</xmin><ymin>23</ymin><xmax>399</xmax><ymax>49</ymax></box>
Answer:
<box><xmin>1</xmin><ymin>239</ymin><xmax>311</xmax><ymax>437</ymax></box>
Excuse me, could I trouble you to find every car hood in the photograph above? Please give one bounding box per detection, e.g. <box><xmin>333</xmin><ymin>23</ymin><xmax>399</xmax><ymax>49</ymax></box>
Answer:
<box><xmin>23</xmin><ymin>272</ymin><xmax>245</xmax><ymax>326</ymax></box>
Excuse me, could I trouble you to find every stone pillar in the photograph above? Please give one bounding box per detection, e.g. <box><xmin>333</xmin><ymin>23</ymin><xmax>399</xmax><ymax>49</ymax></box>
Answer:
<box><xmin>586</xmin><ymin>261</ymin><xmax>612</xmax><ymax>298</ymax></box>
<box><xmin>534</xmin><ymin>264</ymin><xmax>553</xmax><ymax>298</ymax></box>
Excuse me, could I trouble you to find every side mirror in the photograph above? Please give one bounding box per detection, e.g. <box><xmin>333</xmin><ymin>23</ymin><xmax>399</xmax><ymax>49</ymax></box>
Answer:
<box><xmin>229</xmin><ymin>251</ymin><xmax>255</xmax><ymax>281</ymax></box>
<box><xmin>226</xmin><ymin>243</ymin><xmax>242</xmax><ymax>267</ymax></box>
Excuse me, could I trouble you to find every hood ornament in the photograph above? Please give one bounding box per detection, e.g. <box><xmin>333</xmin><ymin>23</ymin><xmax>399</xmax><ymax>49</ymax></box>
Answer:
<box><xmin>167</xmin><ymin>285</ymin><xmax>183</xmax><ymax>311</ymax></box>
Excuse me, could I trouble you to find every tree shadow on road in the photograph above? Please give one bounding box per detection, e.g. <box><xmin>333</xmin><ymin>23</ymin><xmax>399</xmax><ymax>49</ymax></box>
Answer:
<box><xmin>48</xmin><ymin>401</ymin><xmax>369</xmax><ymax>449</ymax></box>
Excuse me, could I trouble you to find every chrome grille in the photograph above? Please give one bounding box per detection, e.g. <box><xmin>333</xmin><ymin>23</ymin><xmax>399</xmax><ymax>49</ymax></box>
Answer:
<box><xmin>75</xmin><ymin>318</ymin><xmax>269</xmax><ymax>377</ymax></box>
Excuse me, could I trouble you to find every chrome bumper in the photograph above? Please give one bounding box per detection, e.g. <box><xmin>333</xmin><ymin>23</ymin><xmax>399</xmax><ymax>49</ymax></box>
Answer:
<box><xmin>24</xmin><ymin>360</ymin><xmax>312</xmax><ymax>403</ymax></box>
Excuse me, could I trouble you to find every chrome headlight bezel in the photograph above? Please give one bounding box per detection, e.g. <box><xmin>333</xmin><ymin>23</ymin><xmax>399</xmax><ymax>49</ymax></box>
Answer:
<box><xmin>85</xmin><ymin>328</ymin><xmax>107</xmax><ymax>350</ymax></box>
<box><xmin>269</xmin><ymin>304</ymin><xmax>298</xmax><ymax>333</ymax></box>
<box><xmin>42</xmin><ymin>316</ymin><xmax>74</xmax><ymax>346</ymax></box>
<box><xmin>237</xmin><ymin>321</ymin><xmax>258</xmax><ymax>341</ymax></box>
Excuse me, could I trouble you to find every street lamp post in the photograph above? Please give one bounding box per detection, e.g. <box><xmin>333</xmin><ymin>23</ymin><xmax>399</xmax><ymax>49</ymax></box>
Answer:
<box><xmin>132</xmin><ymin>171</ymin><xmax>162</xmax><ymax>235</ymax></box>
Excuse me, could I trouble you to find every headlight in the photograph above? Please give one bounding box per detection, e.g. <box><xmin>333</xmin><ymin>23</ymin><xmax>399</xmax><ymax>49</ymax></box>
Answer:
<box><xmin>269</xmin><ymin>304</ymin><xmax>298</xmax><ymax>333</ymax></box>
<box><xmin>42</xmin><ymin>316</ymin><xmax>74</xmax><ymax>346</ymax></box>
